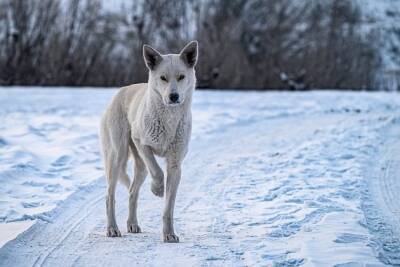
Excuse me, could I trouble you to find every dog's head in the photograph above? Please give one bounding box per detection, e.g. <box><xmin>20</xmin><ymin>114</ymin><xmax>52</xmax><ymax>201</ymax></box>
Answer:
<box><xmin>143</xmin><ymin>41</ymin><xmax>198</xmax><ymax>107</ymax></box>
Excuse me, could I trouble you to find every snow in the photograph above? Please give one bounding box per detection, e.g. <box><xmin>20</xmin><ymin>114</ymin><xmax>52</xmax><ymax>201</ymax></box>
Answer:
<box><xmin>0</xmin><ymin>88</ymin><xmax>110</xmax><ymax>224</ymax></box>
<box><xmin>0</xmin><ymin>220</ymin><xmax>35</xmax><ymax>248</ymax></box>
<box><xmin>1</xmin><ymin>87</ymin><xmax>400</xmax><ymax>266</ymax></box>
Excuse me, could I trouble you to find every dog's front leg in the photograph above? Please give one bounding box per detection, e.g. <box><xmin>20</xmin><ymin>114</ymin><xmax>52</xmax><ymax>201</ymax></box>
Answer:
<box><xmin>134</xmin><ymin>140</ymin><xmax>164</xmax><ymax>197</ymax></box>
<box><xmin>163</xmin><ymin>158</ymin><xmax>182</xmax><ymax>243</ymax></box>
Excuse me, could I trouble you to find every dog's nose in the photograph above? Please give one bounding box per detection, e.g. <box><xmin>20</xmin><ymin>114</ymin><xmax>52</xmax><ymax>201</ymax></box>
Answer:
<box><xmin>169</xmin><ymin>93</ymin><xmax>179</xmax><ymax>103</ymax></box>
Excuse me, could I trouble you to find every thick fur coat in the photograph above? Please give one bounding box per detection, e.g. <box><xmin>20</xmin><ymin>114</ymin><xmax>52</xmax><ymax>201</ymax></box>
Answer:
<box><xmin>100</xmin><ymin>41</ymin><xmax>198</xmax><ymax>242</ymax></box>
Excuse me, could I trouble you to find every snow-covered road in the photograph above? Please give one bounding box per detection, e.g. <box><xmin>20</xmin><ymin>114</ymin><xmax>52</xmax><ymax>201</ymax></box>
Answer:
<box><xmin>0</xmin><ymin>88</ymin><xmax>400</xmax><ymax>266</ymax></box>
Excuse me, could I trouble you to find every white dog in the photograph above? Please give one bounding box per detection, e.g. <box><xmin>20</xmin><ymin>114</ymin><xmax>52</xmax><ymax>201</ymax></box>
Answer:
<box><xmin>100</xmin><ymin>41</ymin><xmax>198</xmax><ymax>242</ymax></box>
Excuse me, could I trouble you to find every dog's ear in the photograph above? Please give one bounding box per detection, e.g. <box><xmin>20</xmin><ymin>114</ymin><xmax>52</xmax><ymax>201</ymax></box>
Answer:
<box><xmin>143</xmin><ymin>45</ymin><xmax>163</xmax><ymax>70</ymax></box>
<box><xmin>179</xmin><ymin>41</ymin><xmax>198</xmax><ymax>68</ymax></box>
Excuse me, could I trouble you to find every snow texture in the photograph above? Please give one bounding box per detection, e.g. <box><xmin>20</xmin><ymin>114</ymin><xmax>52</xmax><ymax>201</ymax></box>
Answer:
<box><xmin>0</xmin><ymin>88</ymin><xmax>400</xmax><ymax>266</ymax></box>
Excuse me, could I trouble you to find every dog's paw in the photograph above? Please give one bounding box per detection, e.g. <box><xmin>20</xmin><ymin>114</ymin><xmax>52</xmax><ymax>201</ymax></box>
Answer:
<box><xmin>151</xmin><ymin>181</ymin><xmax>164</xmax><ymax>197</ymax></box>
<box><xmin>127</xmin><ymin>223</ymin><xmax>141</xmax><ymax>233</ymax></box>
<box><xmin>163</xmin><ymin>233</ymin><xmax>179</xmax><ymax>243</ymax></box>
<box><xmin>107</xmin><ymin>226</ymin><xmax>121</xmax><ymax>237</ymax></box>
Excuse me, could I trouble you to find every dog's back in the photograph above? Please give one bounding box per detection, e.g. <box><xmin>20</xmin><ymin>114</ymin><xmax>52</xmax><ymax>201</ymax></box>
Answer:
<box><xmin>106</xmin><ymin>83</ymin><xmax>147</xmax><ymax>121</ymax></box>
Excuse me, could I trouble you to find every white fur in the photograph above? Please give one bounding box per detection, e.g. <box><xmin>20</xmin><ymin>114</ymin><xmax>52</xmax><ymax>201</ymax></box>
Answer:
<box><xmin>100</xmin><ymin>41</ymin><xmax>198</xmax><ymax>242</ymax></box>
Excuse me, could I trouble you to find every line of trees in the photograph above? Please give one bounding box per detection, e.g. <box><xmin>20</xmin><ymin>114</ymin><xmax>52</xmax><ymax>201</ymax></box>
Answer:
<box><xmin>0</xmin><ymin>0</ymin><xmax>381</xmax><ymax>90</ymax></box>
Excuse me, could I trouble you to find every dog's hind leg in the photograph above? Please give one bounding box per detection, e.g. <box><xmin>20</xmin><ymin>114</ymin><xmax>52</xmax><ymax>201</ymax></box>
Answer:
<box><xmin>105</xmin><ymin>148</ymin><xmax>129</xmax><ymax>237</ymax></box>
<box><xmin>101</xmin><ymin>120</ymin><xmax>121</xmax><ymax>237</ymax></box>
<box><xmin>103</xmin><ymin>129</ymin><xmax>129</xmax><ymax>237</ymax></box>
<box><xmin>127</xmin><ymin>139</ymin><xmax>148</xmax><ymax>233</ymax></box>
<box><xmin>105</xmin><ymin>159</ymin><xmax>120</xmax><ymax>237</ymax></box>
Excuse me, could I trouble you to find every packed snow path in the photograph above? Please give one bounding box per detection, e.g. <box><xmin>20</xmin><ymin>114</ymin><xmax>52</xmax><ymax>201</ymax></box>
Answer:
<box><xmin>0</xmin><ymin>89</ymin><xmax>400</xmax><ymax>266</ymax></box>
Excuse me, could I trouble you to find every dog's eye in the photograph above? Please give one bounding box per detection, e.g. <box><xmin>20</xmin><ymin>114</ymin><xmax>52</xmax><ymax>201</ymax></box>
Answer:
<box><xmin>177</xmin><ymin>74</ymin><xmax>185</xmax><ymax>81</ymax></box>
<box><xmin>160</xmin><ymin>75</ymin><xmax>168</xmax><ymax>82</ymax></box>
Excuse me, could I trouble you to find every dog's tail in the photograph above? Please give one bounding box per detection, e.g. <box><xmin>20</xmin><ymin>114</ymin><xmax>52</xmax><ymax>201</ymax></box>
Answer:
<box><xmin>119</xmin><ymin>173</ymin><xmax>131</xmax><ymax>189</ymax></box>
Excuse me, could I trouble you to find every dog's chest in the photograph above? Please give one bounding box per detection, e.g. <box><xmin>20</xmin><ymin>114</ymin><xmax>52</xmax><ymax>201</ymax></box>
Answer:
<box><xmin>141</xmin><ymin>109</ymin><xmax>187</xmax><ymax>156</ymax></box>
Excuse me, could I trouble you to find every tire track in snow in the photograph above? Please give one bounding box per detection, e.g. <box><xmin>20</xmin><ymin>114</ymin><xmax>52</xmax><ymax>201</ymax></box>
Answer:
<box><xmin>380</xmin><ymin>146</ymin><xmax>400</xmax><ymax>225</ymax></box>
<box><xmin>363</xmin><ymin>121</ymin><xmax>400</xmax><ymax>265</ymax></box>
<box><xmin>33</xmin><ymin>195</ymin><xmax>105</xmax><ymax>267</ymax></box>
<box><xmin>0</xmin><ymin>179</ymin><xmax>107</xmax><ymax>267</ymax></box>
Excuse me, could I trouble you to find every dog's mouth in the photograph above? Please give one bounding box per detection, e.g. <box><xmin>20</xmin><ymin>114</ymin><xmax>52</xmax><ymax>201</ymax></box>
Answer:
<box><xmin>166</xmin><ymin>102</ymin><xmax>181</xmax><ymax>106</ymax></box>
<box><xmin>164</xmin><ymin>98</ymin><xmax>184</xmax><ymax>107</ymax></box>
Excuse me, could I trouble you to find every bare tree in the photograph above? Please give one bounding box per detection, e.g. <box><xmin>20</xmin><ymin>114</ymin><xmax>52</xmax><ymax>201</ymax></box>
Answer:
<box><xmin>0</xmin><ymin>0</ymin><xmax>59</xmax><ymax>84</ymax></box>
<box><xmin>0</xmin><ymin>0</ymin><xmax>382</xmax><ymax>90</ymax></box>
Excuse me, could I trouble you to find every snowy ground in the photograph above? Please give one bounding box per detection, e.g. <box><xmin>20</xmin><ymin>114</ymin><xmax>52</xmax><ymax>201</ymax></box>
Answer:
<box><xmin>0</xmin><ymin>88</ymin><xmax>400</xmax><ymax>266</ymax></box>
